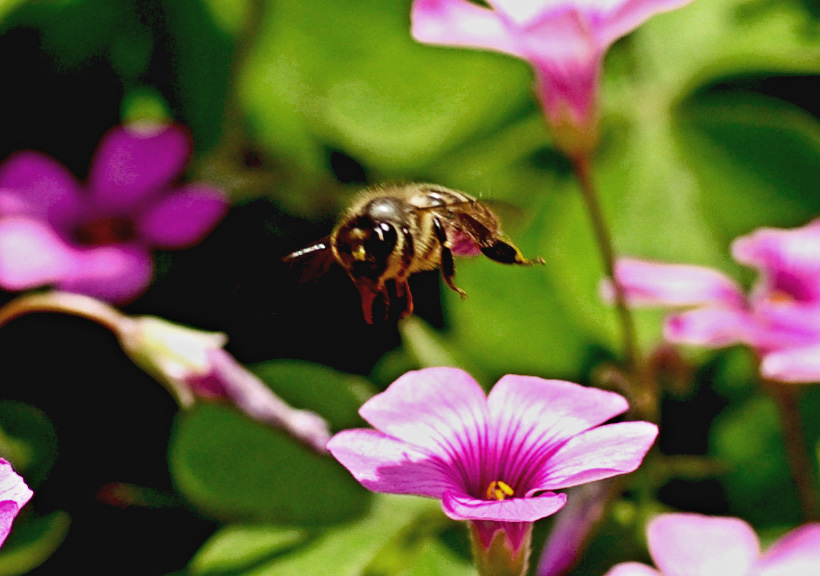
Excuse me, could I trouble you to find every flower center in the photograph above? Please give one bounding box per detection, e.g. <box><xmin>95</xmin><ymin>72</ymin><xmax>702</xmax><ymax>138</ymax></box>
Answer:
<box><xmin>74</xmin><ymin>217</ymin><xmax>136</xmax><ymax>246</ymax></box>
<box><xmin>485</xmin><ymin>480</ymin><xmax>515</xmax><ymax>501</ymax></box>
<box><xmin>766</xmin><ymin>289</ymin><xmax>796</xmax><ymax>306</ymax></box>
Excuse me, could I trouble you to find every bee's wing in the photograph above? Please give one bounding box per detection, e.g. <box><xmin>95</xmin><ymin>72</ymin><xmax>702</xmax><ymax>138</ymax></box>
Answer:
<box><xmin>282</xmin><ymin>237</ymin><xmax>338</xmax><ymax>283</ymax></box>
<box><xmin>417</xmin><ymin>200</ymin><xmax>498</xmax><ymax>256</ymax></box>
<box><xmin>422</xmin><ymin>202</ymin><xmax>541</xmax><ymax>265</ymax></box>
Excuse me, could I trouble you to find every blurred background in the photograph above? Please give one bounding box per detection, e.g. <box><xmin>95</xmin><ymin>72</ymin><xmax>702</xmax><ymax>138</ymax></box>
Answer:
<box><xmin>1</xmin><ymin>0</ymin><xmax>820</xmax><ymax>574</ymax></box>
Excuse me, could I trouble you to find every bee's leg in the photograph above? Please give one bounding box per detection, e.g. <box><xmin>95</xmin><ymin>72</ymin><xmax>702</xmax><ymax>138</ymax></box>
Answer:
<box><xmin>480</xmin><ymin>234</ymin><xmax>545</xmax><ymax>266</ymax></box>
<box><xmin>391</xmin><ymin>279</ymin><xmax>414</xmax><ymax>319</ymax></box>
<box><xmin>433</xmin><ymin>216</ymin><xmax>468</xmax><ymax>299</ymax></box>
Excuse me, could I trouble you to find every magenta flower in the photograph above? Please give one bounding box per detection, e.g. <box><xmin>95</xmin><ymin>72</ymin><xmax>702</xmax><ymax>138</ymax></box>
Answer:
<box><xmin>603</xmin><ymin>218</ymin><xmax>820</xmax><ymax>382</ymax></box>
<box><xmin>605</xmin><ymin>513</ymin><xmax>820</xmax><ymax>576</ymax></box>
<box><xmin>0</xmin><ymin>123</ymin><xmax>228</xmax><ymax>303</ymax></box>
<box><xmin>411</xmin><ymin>0</ymin><xmax>694</xmax><ymax>154</ymax></box>
<box><xmin>0</xmin><ymin>458</ymin><xmax>33</xmax><ymax>548</ymax></box>
<box><xmin>328</xmin><ymin>368</ymin><xmax>657</xmax><ymax>573</ymax></box>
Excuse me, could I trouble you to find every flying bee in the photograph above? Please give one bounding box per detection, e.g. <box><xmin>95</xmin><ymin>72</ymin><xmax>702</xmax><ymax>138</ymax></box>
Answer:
<box><xmin>284</xmin><ymin>183</ymin><xmax>544</xmax><ymax>323</ymax></box>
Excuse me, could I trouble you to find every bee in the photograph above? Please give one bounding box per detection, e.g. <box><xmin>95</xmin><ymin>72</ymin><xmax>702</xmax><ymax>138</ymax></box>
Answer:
<box><xmin>284</xmin><ymin>183</ymin><xmax>544</xmax><ymax>323</ymax></box>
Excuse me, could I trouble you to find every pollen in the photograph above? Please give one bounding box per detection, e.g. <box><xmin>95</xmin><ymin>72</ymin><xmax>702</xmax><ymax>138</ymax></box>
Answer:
<box><xmin>767</xmin><ymin>290</ymin><xmax>795</xmax><ymax>305</ymax></box>
<box><xmin>485</xmin><ymin>480</ymin><xmax>515</xmax><ymax>501</ymax></box>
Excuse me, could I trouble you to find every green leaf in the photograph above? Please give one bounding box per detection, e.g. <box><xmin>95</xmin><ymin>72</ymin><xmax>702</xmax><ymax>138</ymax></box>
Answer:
<box><xmin>0</xmin><ymin>511</ymin><xmax>71</xmax><ymax>576</ymax></box>
<box><xmin>712</xmin><ymin>396</ymin><xmax>802</xmax><ymax>525</ymax></box>
<box><xmin>163</xmin><ymin>0</ymin><xmax>233</xmax><ymax>150</ymax></box>
<box><xmin>249</xmin><ymin>360</ymin><xmax>374</xmax><ymax>431</ymax></box>
<box><xmin>0</xmin><ymin>0</ymin><xmax>25</xmax><ymax>27</ymax></box>
<box><xmin>169</xmin><ymin>404</ymin><xmax>369</xmax><ymax>525</ymax></box>
<box><xmin>241</xmin><ymin>496</ymin><xmax>437</xmax><ymax>576</ymax></box>
<box><xmin>189</xmin><ymin>525</ymin><xmax>307</xmax><ymax>575</ymax></box>
<box><xmin>0</xmin><ymin>402</ymin><xmax>58</xmax><ymax>489</ymax></box>
<box><xmin>677</xmin><ymin>92</ymin><xmax>820</xmax><ymax>241</ymax></box>
<box><xmin>625</xmin><ymin>0</ymin><xmax>820</xmax><ymax>100</ymax></box>
<box><xmin>190</xmin><ymin>495</ymin><xmax>441</xmax><ymax>576</ymax></box>
<box><xmin>241</xmin><ymin>0</ymin><xmax>532</xmax><ymax>174</ymax></box>
<box><xmin>395</xmin><ymin>538</ymin><xmax>474</xmax><ymax>576</ymax></box>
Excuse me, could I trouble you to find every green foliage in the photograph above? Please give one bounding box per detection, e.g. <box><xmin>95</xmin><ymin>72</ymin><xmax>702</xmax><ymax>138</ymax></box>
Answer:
<box><xmin>0</xmin><ymin>512</ymin><xmax>70</xmax><ymax>576</ymax></box>
<box><xmin>187</xmin><ymin>495</ymin><xmax>458</xmax><ymax>576</ymax></box>
<box><xmin>3</xmin><ymin>0</ymin><xmax>820</xmax><ymax>573</ymax></box>
<box><xmin>169</xmin><ymin>403</ymin><xmax>369</xmax><ymax>525</ymax></box>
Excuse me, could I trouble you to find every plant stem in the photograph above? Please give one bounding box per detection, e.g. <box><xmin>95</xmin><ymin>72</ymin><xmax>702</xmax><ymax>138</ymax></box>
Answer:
<box><xmin>571</xmin><ymin>154</ymin><xmax>655</xmax><ymax>421</ymax></box>
<box><xmin>0</xmin><ymin>291</ymin><xmax>125</xmax><ymax>333</ymax></box>
<box><xmin>764</xmin><ymin>379</ymin><xmax>820</xmax><ymax>521</ymax></box>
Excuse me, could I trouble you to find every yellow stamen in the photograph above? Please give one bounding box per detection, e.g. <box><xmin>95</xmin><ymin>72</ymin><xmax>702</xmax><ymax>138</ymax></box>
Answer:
<box><xmin>485</xmin><ymin>480</ymin><xmax>515</xmax><ymax>501</ymax></box>
<box><xmin>768</xmin><ymin>290</ymin><xmax>794</xmax><ymax>305</ymax></box>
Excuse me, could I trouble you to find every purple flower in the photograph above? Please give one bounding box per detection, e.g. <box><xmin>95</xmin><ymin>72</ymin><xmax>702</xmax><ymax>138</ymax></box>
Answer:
<box><xmin>115</xmin><ymin>313</ymin><xmax>332</xmax><ymax>453</ymax></box>
<box><xmin>0</xmin><ymin>458</ymin><xmax>33</xmax><ymax>548</ymax></box>
<box><xmin>604</xmin><ymin>513</ymin><xmax>820</xmax><ymax>576</ymax></box>
<box><xmin>0</xmin><ymin>123</ymin><xmax>228</xmax><ymax>303</ymax></box>
<box><xmin>603</xmin><ymin>219</ymin><xmax>820</xmax><ymax>382</ymax></box>
<box><xmin>327</xmin><ymin>368</ymin><xmax>657</xmax><ymax>572</ymax></box>
<box><xmin>411</xmin><ymin>0</ymin><xmax>694</xmax><ymax>155</ymax></box>
<box><xmin>0</xmin><ymin>291</ymin><xmax>331</xmax><ymax>453</ymax></box>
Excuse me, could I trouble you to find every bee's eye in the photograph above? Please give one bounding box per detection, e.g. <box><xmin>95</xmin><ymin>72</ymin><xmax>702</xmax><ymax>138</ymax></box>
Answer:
<box><xmin>336</xmin><ymin>221</ymin><xmax>398</xmax><ymax>274</ymax></box>
<box><xmin>366</xmin><ymin>222</ymin><xmax>398</xmax><ymax>259</ymax></box>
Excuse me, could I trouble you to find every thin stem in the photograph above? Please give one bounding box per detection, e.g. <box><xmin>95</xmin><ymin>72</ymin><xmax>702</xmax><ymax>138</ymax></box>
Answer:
<box><xmin>571</xmin><ymin>154</ymin><xmax>656</xmax><ymax>421</ymax></box>
<box><xmin>0</xmin><ymin>291</ymin><xmax>126</xmax><ymax>333</ymax></box>
<box><xmin>764</xmin><ymin>378</ymin><xmax>820</xmax><ymax>521</ymax></box>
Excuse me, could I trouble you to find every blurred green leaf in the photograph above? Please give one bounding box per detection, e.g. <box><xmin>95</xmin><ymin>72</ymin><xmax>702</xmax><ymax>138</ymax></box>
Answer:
<box><xmin>0</xmin><ymin>0</ymin><xmax>24</xmax><ymax>27</ymax></box>
<box><xmin>625</xmin><ymin>0</ymin><xmax>820</xmax><ymax>100</ymax></box>
<box><xmin>241</xmin><ymin>0</ymin><xmax>532</xmax><ymax>174</ymax></box>
<box><xmin>0</xmin><ymin>402</ymin><xmax>57</xmax><ymax>489</ymax></box>
<box><xmin>0</xmin><ymin>511</ymin><xmax>70</xmax><ymax>576</ymax></box>
<box><xmin>249</xmin><ymin>360</ymin><xmax>374</xmax><ymax>430</ymax></box>
<box><xmin>169</xmin><ymin>404</ymin><xmax>369</xmax><ymax>525</ymax></box>
<box><xmin>190</xmin><ymin>525</ymin><xmax>307</xmax><ymax>574</ymax></box>
<box><xmin>394</xmin><ymin>538</ymin><xmax>473</xmax><ymax>576</ymax></box>
<box><xmin>190</xmin><ymin>495</ymin><xmax>440</xmax><ymax>576</ymax></box>
<box><xmin>163</xmin><ymin>0</ymin><xmax>233</xmax><ymax>150</ymax></box>
<box><xmin>712</xmin><ymin>396</ymin><xmax>802</xmax><ymax>526</ymax></box>
<box><xmin>677</xmin><ymin>92</ymin><xmax>820</xmax><ymax>240</ymax></box>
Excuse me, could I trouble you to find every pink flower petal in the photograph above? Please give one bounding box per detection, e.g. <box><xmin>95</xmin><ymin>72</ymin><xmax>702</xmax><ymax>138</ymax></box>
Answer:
<box><xmin>602</xmin><ymin>0</ymin><xmax>696</xmax><ymax>46</ymax></box>
<box><xmin>88</xmin><ymin>123</ymin><xmax>191</xmax><ymax>214</ymax></box>
<box><xmin>327</xmin><ymin>429</ymin><xmax>453</xmax><ymax>498</ymax></box>
<box><xmin>534</xmin><ymin>421</ymin><xmax>657</xmax><ymax>491</ymax></box>
<box><xmin>0</xmin><ymin>217</ymin><xmax>73</xmax><ymax>290</ymax></box>
<box><xmin>485</xmin><ymin>0</ymin><xmax>560</xmax><ymax>27</ymax></box>
<box><xmin>487</xmin><ymin>377</ymin><xmax>630</xmax><ymax>484</ymax></box>
<box><xmin>411</xmin><ymin>0</ymin><xmax>527</xmax><ymax>59</ymax></box>
<box><xmin>200</xmin><ymin>349</ymin><xmax>330</xmax><ymax>452</ymax></box>
<box><xmin>358</xmin><ymin>367</ymin><xmax>488</xmax><ymax>463</ymax></box>
<box><xmin>758</xmin><ymin>523</ymin><xmax>820</xmax><ymax>576</ymax></box>
<box><xmin>57</xmin><ymin>243</ymin><xmax>153</xmax><ymax>303</ymax></box>
<box><xmin>732</xmin><ymin>220</ymin><xmax>820</xmax><ymax>302</ymax></box>
<box><xmin>663</xmin><ymin>307</ymin><xmax>758</xmax><ymax>348</ymax></box>
<box><xmin>137</xmin><ymin>183</ymin><xmax>228</xmax><ymax>248</ymax></box>
<box><xmin>648</xmin><ymin>514</ymin><xmax>759</xmax><ymax>576</ymax></box>
<box><xmin>603</xmin><ymin>563</ymin><xmax>662</xmax><ymax>576</ymax></box>
<box><xmin>761</xmin><ymin>345</ymin><xmax>820</xmax><ymax>384</ymax></box>
<box><xmin>0</xmin><ymin>151</ymin><xmax>83</xmax><ymax>231</ymax></box>
<box><xmin>604</xmin><ymin>258</ymin><xmax>745</xmax><ymax>308</ymax></box>
<box><xmin>0</xmin><ymin>458</ymin><xmax>33</xmax><ymax>548</ymax></box>
<box><xmin>442</xmin><ymin>489</ymin><xmax>566</xmax><ymax>522</ymax></box>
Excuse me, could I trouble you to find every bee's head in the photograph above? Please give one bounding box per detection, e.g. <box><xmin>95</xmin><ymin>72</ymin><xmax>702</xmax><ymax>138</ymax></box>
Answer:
<box><xmin>333</xmin><ymin>217</ymin><xmax>398</xmax><ymax>280</ymax></box>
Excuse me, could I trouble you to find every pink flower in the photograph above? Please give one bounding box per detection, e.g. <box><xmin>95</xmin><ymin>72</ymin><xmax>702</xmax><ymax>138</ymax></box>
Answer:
<box><xmin>0</xmin><ymin>123</ymin><xmax>228</xmax><ymax>303</ymax></box>
<box><xmin>0</xmin><ymin>458</ymin><xmax>33</xmax><ymax>548</ymax></box>
<box><xmin>327</xmin><ymin>367</ymin><xmax>657</xmax><ymax>568</ymax></box>
<box><xmin>411</xmin><ymin>0</ymin><xmax>694</xmax><ymax>154</ymax></box>
<box><xmin>603</xmin><ymin>219</ymin><xmax>820</xmax><ymax>382</ymax></box>
<box><xmin>604</xmin><ymin>513</ymin><xmax>820</xmax><ymax>576</ymax></box>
